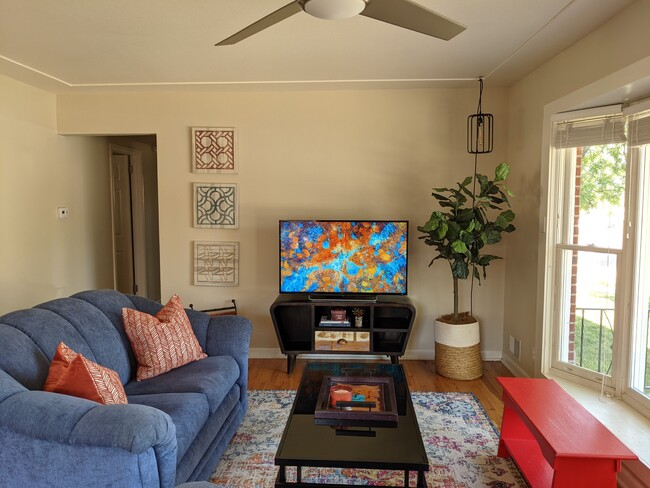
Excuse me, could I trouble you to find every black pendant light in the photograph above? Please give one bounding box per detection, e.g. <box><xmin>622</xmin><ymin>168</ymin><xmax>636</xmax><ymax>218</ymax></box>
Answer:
<box><xmin>467</xmin><ymin>78</ymin><xmax>493</xmax><ymax>154</ymax></box>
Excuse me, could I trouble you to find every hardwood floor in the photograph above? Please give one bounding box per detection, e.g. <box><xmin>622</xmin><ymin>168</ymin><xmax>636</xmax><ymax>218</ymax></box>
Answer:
<box><xmin>248</xmin><ymin>359</ymin><xmax>514</xmax><ymax>428</ymax></box>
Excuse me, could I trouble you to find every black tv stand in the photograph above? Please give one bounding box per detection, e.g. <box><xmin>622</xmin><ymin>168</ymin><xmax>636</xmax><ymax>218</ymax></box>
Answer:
<box><xmin>270</xmin><ymin>294</ymin><xmax>416</xmax><ymax>373</ymax></box>
<box><xmin>307</xmin><ymin>293</ymin><xmax>378</xmax><ymax>303</ymax></box>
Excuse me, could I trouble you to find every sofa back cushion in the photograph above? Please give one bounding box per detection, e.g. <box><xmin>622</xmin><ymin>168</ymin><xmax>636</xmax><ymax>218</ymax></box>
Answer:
<box><xmin>0</xmin><ymin>290</ymin><xmax>137</xmax><ymax>389</ymax></box>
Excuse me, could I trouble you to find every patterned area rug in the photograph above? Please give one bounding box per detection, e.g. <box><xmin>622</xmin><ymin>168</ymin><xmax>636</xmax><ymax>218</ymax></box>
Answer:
<box><xmin>210</xmin><ymin>390</ymin><xmax>526</xmax><ymax>487</ymax></box>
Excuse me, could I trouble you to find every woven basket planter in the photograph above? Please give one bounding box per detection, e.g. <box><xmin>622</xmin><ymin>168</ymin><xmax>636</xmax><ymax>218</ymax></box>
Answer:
<box><xmin>434</xmin><ymin>318</ymin><xmax>483</xmax><ymax>380</ymax></box>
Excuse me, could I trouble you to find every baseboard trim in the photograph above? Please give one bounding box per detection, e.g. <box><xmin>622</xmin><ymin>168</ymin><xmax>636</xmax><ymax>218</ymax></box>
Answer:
<box><xmin>249</xmin><ymin>348</ymin><xmax>285</xmax><ymax>359</ymax></box>
<box><xmin>501</xmin><ymin>354</ymin><xmax>529</xmax><ymax>378</ymax></box>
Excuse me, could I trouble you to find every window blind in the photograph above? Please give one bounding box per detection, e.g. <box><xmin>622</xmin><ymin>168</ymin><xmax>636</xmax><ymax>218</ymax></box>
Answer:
<box><xmin>552</xmin><ymin>114</ymin><xmax>626</xmax><ymax>148</ymax></box>
<box><xmin>628</xmin><ymin>110</ymin><xmax>650</xmax><ymax>147</ymax></box>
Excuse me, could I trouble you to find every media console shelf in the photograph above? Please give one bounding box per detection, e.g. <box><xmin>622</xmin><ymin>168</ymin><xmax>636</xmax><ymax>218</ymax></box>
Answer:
<box><xmin>270</xmin><ymin>295</ymin><xmax>416</xmax><ymax>374</ymax></box>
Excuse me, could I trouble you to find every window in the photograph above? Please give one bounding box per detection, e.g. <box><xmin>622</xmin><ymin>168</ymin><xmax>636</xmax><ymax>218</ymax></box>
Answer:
<box><xmin>627</xmin><ymin>110</ymin><xmax>650</xmax><ymax>406</ymax></box>
<box><xmin>545</xmin><ymin>104</ymin><xmax>650</xmax><ymax>416</ymax></box>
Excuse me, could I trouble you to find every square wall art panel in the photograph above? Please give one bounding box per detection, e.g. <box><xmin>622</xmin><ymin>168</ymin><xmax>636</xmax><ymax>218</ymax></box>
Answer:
<box><xmin>192</xmin><ymin>127</ymin><xmax>237</xmax><ymax>173</ymax></box>
<box><xmin>193</xmin><ymin>183</ymin><xmax>238</xmax><ymax>229</ymax></box>
<box><xmin>194</xmin><ymin>241</ymin><xmax>239</xmax><ymax>286</ymax></box>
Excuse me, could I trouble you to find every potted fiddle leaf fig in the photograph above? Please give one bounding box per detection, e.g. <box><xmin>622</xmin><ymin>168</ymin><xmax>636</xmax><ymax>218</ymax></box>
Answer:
<box><xmin>417</xmin><ymin>162</ymin><xmax>515</xmax><ymax>379</ymax></box>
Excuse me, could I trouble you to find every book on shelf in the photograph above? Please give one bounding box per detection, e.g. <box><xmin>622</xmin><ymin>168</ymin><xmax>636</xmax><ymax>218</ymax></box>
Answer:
<box><xmin>319</xmin><ymin>315</ymin><xmax>351</xmax><ymax>327</ymax></box>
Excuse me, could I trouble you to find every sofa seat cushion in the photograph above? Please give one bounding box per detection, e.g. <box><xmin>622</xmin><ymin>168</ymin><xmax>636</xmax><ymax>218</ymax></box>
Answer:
<box><xmin>128</xmin><ymin>392</ymin><xmax>209</xmax><ymax>462</ymax></box>
<box><xmin>124</xmin><ymin>356</ymin><xmax>239</xmax><ymax>414</ymax></box>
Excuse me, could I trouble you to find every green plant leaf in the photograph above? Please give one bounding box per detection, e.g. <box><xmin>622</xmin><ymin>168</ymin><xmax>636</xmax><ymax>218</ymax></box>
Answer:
<box><xmin>460</xmin><ymin>176</ymin><xmax>473</xmax><ymax>187</ymax></box>
<box><xmin>501</xmin><ymin>209</ymin><xmax>515</xmax><ymax>221</ymax></box>
<box><xmin>437</xmin><ymin>221</ymin><xmax>448</xmax><ymax>239</ymax></box>
<box><xmin>477</xmin><ymin>174</ymin><xmax>488</xmax><ymax>193</ymax></box>
<box><xmin>452</xmin><ymin>260</ymin><xmax>469</xmax><ymax>279</ymax></box>
<box><xmin>451</xmin><ymin>240</ymin><xmax>467</xmax><ymax>254</ymax></box>
<box><xmin>484</xmin><ymin>229</ymin><xmax>502</xmax><ymax>244</ymax></box>
<box><xmin>477</xmin><ymin>254</ymin><xmax>501</xmax><ymax>266</ymax></box>
<box><xmin>446</xmin><ymin>221</ymin><xmax>460</xmax><ymax>239</ymax></box>
<box><xmin>459</xmin><ymin>184</ymin><xmax>475</xmax><ymax>199</ymax></box>
<box><xmin>495</xmin><ymin>162</ymin><xmax>510</xmax><ymax>182</ymax></box>
<box><xmin>457</xmin><ymin>208</ymin><xmax>475</xmax><ymax>223</ymax></box>
<box><xmin>419</xmin><ymin>217</ymin><xmax>440</xmax><ymax>232</ymax></box>
<box><xmin>432</xmin><ymin>193</ymin><xmax>450</xmax><ymax>202</ymax></box>
<box><xmin>449</xmin><ymin>189</ymin><xmax>467</xmax><ymax>205</ymax></box>
<box><xmin>495</xmin><ymin>209</ymin><xmax>516</xmax><ymax>229</ymax></box>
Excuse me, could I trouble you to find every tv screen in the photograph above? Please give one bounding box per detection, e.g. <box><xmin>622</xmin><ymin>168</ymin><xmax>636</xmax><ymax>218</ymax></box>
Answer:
<box><xmin>279</xmin><ymin>220</ymin><xmax>408</xmax><ymax>296</ymax></box>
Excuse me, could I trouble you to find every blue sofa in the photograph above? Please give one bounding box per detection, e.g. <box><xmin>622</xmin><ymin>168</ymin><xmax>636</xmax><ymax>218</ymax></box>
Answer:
<box><xmin>0</xmin><ymin>290</ymin><xmax>252</xmax><ymax>488</ymax></box>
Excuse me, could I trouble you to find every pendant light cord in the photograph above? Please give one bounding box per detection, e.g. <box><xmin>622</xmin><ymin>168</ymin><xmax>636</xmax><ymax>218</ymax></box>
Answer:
<box><xmin>470</xmin><ymin>78</ymin><xmax>483</xmax><ymax>317</ymax></box>
<box><xmin>471</xmin><ymin>78</ymin><xmax>483</xmax><ymax>200</ymax></box>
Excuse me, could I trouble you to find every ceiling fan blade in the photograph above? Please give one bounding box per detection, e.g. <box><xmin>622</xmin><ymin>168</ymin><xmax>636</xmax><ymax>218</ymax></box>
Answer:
<box><xmin>216</xmin><ymin>2</ymin><xmax>302</xmax><ymax>46</ymax></box>
<box><xmin>360</xmin><ymin>0</ymin><xmax>465</xmax><ymax>41</ymax></box>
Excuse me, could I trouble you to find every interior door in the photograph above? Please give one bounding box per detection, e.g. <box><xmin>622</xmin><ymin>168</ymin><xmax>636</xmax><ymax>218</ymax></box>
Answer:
<box><xmin>111</xmin><ymin>154</ymin><xmax>136</xmax><ymax>294</ymax></box>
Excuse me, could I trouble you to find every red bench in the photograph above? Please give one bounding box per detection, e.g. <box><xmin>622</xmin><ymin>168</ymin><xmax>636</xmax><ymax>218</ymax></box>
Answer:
<box><xmin>497</xmin><ymin>377</ymin><xmax>638</xmax><ymax>487</ymax></box>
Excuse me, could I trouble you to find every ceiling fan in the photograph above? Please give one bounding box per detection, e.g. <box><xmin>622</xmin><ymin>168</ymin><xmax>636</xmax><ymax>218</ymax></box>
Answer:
<box><xmin>215</xmin><ymin>0</ymin><xmax>466</xmax><ymax>46</ymax></box>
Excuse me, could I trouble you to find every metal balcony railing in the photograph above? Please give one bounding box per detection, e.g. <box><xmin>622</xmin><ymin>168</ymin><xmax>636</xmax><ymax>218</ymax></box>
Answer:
<box><xmin>574</xmin><ymin>307</ymin><xmax>650</xmax><ymax>392</ymax></box>
<box><xmin>574</xmin><ymin>307</ymin><xmax>613</xmax><ymax>373</ymax></box>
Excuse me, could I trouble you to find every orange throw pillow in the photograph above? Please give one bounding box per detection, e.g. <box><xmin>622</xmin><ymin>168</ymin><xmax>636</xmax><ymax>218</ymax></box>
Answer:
<box><xmin>122</xmin><ymin>294</ymin><xmax>207</xmax><ymax>381</ymax></box>
<box><xmin>44</xmin><ymin>342</ymin><xmax>128</xmax><ymax>405</ymax></box>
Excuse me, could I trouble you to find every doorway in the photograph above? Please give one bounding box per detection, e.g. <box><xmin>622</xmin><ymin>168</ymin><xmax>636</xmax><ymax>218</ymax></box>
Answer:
<box><xmin>108</xmin><ymin>137</ymin><xmax>160</xmax><ymax>301</ymax></box>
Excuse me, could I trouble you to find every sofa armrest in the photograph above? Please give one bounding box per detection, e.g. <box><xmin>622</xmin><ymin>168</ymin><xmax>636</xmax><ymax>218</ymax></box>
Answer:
<box><xmin>0</xmin><ymin>390</ymin><xmax>177</xmax><ymax>487</ymax></box>
<box><xmin>205</xmin><ymin>315</ymin><xmax>252</xmax><ymax>410</ymax></box>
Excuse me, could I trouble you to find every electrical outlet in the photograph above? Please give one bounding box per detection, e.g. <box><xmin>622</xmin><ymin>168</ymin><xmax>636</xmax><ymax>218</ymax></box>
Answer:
<box><xmin>57</xmin><ymin>207</ymin><xmax>69</xmax><ymax>219</ymax></box>
<box><xmin>509</xmin><ymin>335</ymin><xmax>521</xmax><ymax>360</ymax></box>
<box><xmin>513</xmin><ymin>338</ymin><xmax>521</xmax><ymax>360</ymax></box>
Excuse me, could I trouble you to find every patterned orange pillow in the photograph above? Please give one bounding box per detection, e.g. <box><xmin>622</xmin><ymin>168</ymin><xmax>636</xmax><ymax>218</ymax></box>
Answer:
<box><xmin>44</xmin><ymin>342</ymin><xmax>128</xmax><ymax>405</ymax></box>
<box><xmin>122</xmin><ymin>294</ymin><xmax>207</xmax><ymax>381</ymax></box>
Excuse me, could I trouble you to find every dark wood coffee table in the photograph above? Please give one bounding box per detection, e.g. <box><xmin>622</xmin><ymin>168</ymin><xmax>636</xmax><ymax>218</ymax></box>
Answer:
<box><xmin>275</xmin><ymin>362</ymin><xmax>429</xmax><ymax>487</ymax></box>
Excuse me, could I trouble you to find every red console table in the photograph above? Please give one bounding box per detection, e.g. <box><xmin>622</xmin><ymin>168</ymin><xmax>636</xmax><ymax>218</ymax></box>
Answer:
<box><xmin>497</xmin><ymin>377</ymin><xmax>638</xmax><ymax>488</ymax></box>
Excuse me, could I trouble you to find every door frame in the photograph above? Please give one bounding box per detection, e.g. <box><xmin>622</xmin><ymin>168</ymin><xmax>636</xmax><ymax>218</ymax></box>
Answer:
<box><xmin>108</xmin><ymin>143</ymin><xmax>147</xmax><ymax>296</ymax></box>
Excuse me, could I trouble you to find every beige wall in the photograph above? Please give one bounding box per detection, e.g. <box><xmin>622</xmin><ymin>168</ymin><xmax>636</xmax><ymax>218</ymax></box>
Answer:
<box><xmin>57</xmin><ymin>86</ymin><xmax>511</xmax><ymax>357</ymax></box>
<box><xmin>0</xmin><ymin>74</ymin><xmax>114</xmax><ymax>313</ymax></box>
<box><xmin>504</xmin><ymin>0</ymin><xmax>650</xmax><ymax>377</ymax></box>
<box><xmin>5</xmin><ymin>0</ymin><xmax>649</xmax><ymax>363</ymax></box>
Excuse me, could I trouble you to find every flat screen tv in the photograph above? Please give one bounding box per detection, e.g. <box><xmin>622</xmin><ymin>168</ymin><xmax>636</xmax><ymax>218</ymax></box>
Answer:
<box><xmin>279</xmin><ymin>220</ymin><xmax>408</xmax><ymax>299</ymax></box>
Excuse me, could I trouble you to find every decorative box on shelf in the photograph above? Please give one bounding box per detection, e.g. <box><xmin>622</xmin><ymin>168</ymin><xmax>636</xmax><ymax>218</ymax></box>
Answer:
<box><xmin>330</xmin><ymin>308</ymin><xmax>346</xmax><ymax>321</ymax></box>
<box><xmin>314</xmin><ymin>331</ymin><xmax>370</xmax><ymax>351</ymax></box>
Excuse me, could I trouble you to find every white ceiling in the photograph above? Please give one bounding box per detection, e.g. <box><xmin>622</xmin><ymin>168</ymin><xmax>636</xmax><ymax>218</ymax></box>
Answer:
<box><xmin>0</xmin><ymin>0</ymin><xmax>635</xmax><ymax>92</ymax></box>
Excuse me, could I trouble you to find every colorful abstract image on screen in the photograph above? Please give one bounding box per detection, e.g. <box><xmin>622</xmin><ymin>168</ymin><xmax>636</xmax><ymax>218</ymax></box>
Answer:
<box><xmin>280</xmin><ymin>221</ymin><xmax>408</xmax><ymax>294</ymax></box>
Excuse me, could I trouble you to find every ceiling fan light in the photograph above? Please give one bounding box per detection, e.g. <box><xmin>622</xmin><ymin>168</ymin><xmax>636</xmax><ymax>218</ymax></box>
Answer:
<box><xmin>302</xmin><ymin>0</ymin><xmax>366</xmax><ymax>20</ymax></box>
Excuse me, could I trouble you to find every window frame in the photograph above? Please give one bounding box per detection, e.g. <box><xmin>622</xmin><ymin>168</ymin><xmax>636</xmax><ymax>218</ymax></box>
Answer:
<box><xmin>623</xmin><ymin>144</ymin><xmax>650</xmax><ymax>415</ymax></box>
<box><xmin>542</xmin><ymin>106</ymin><xmax>650</xmax><ymax>417</ymax></box>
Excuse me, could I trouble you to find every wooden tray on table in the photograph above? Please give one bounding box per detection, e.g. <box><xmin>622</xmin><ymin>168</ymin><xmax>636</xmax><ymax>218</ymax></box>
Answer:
<box><xmin>314</xmin><ymin>375</ymin><xmax>398</xmax><ymax>427</ymax></box>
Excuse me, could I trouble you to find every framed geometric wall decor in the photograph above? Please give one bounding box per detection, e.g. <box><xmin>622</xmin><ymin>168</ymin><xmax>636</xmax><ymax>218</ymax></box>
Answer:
<box><xmin>193</xmin><ymin>183</ymin><xmax>238</xmax><ymax>229</ymax></box>
<box><xmin>194</xmin><ymin>241</ymin><xmax>239</xmax><ymax>287</ymax></box>
<box><xmin>192</xmin><ymin>127</ymin><xmax>238</xmax><ymax>174</ymax></box>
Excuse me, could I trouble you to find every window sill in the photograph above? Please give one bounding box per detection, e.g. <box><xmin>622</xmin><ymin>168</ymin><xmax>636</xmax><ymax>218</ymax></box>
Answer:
<box><xmin>546</xmin><ymin>374</ymin><xmax>650</xmax><ymax>469</ymax></box>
